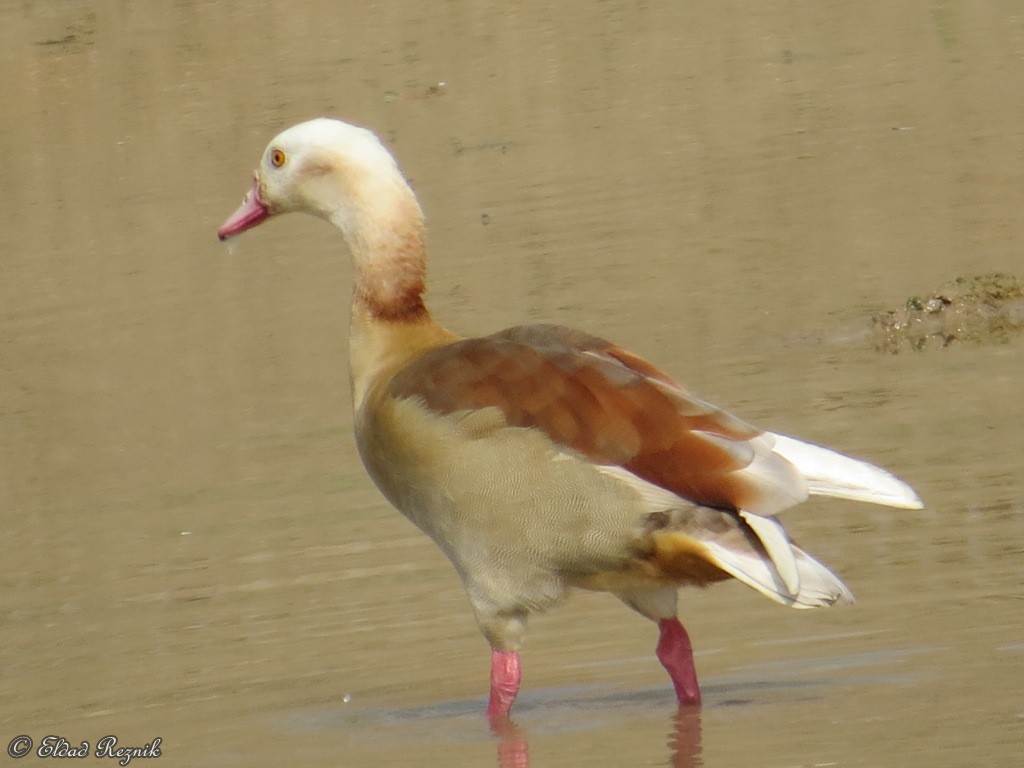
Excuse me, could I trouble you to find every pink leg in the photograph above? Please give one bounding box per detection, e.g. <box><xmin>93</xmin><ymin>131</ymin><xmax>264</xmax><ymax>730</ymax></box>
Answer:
<box><xmin>487</xmin><ymin>649</ymin><xmax>522</xmax><ymax>719</ymax></box>
<box><xmin>657</xmin><ymin>618</ymin><xmax>701</xmax><ymax>706</ymax></box>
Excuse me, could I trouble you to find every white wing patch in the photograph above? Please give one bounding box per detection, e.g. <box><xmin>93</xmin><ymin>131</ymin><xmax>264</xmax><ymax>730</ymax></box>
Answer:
<box><xmin>739</xmin><ymin>510</ymin><xmax>800</xmax><ymax>597</ymax></box>
<box><xmin>703</xmin><ymin>540</ymin><xmax>854</xmax><ymax>608</ymax></box>
<box><xmin>769</xmin><ymin>433</ymin><xmax>923</xmax><ymax>509</ymax></box>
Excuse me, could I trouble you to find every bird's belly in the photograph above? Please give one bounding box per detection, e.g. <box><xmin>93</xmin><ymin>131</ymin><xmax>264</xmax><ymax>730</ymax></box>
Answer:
<box><xmin>355</xmin><ymin>396</ymin><xmax>659</xmax><ymax>608</ymax></box>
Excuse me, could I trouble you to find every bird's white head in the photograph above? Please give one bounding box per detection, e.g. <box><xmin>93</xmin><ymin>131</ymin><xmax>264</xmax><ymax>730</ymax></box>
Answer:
<box><xmin>218</xmin><ymin>118</ymin><xmax>412</xmax><ymax>242</ymax></box>
<box><xmin>218</xmin><ymin>117</ymin><xmax>429</xmax><ymax>321</ymax></box>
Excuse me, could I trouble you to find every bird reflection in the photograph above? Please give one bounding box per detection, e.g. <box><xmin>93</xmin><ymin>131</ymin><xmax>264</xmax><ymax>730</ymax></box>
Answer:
<box><xmin>489</xmin><ymin>715</ymin><xmax>529</xmax><ymax>768</ymax></box>
<box><xmin>489</xmin><ymin>706</ymin><xmax>703</xmax><ymax>768</ymax></box>
<box><xmin>667</xmin><ymin>708</ymin><xmax>704</xmax><ymax>768</ymax></box>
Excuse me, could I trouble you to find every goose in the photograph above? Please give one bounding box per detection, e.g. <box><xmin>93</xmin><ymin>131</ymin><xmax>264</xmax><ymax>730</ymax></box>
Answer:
<box><xmin>217</xmin><ymin>118</ymin><xmax>922</xmax><ymax>718</ymax></box>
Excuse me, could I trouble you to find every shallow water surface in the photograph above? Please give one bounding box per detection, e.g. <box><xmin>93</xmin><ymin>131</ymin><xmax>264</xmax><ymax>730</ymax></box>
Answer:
<box><xmin>2</xmin><ymin>3</ymin><xmax>1023</xmax><ymax>767</ymax></box>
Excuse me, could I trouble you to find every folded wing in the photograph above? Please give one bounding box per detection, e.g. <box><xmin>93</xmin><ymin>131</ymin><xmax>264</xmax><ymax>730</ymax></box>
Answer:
<box><xmin>389</xmin><ymin>323</ymin><xmax>921</xmax><ymax>601</ymax></box>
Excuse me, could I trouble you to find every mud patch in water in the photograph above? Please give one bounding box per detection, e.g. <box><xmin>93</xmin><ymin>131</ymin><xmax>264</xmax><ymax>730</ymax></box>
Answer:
<box><xmin>870</xmin><ymin>273</ymin><xmax>1024</xmax><ymax>353</ymax></box>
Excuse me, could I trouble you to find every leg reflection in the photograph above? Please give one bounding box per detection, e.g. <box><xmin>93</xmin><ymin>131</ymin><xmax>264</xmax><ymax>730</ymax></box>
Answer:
<box><xmin>485</xmin><ymin>699</ymin><xmax>701</xmax><ymax>768</ymax></box>
<box><xmin>489</xmin><ymin>714</ymin><xmax>529</xmax><ymax>768</ymax></box>
<box><xmin>668</xmin><ymin>707</ymin><xmax>703</xmax><ymax>768</ymax></box>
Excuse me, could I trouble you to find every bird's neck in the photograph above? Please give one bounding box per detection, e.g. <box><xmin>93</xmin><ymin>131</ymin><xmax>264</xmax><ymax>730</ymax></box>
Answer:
<box><xmin>331</xmin><ymin>178</ymin><xmax>430</xmax><ymax>323</ymax></box>
<box><xmin>333</xmin><ymin>178</ymin><xmax>456</xmax><ymax>411</ymax></box>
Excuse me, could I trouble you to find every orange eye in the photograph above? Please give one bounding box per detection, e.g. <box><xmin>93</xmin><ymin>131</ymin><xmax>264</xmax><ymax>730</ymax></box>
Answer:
<box><xmin>270</xmin><ymin>148</ymin><xmax>286</xmax><ymax>168</ymax></box>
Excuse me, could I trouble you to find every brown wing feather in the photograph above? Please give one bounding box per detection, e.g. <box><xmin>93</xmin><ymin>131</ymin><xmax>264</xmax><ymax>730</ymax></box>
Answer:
<box><xmin>388</xmin><ymin>323</ymin><xmax>797</xmax><ymax>512</ymax></box>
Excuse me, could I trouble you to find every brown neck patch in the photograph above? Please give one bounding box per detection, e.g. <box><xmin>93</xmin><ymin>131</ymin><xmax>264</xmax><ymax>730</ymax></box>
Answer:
<box><xmin>353</xmin><ymin>225</ymin><xmax>431</xmax><ymax>323</ymax></box>
<box><xmin>356</xmin><ymin>281</ymin><xmax>429</xmax><ymax>322</ymax></box>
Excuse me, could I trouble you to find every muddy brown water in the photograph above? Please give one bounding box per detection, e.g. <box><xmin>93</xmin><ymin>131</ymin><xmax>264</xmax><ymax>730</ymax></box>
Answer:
<box><xmin>2</xmin><ymin>3</ymin><xmax>1022</xmax><ymax>767</ymax></box>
